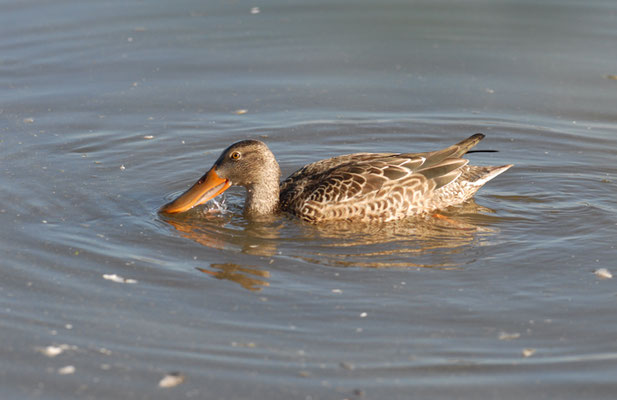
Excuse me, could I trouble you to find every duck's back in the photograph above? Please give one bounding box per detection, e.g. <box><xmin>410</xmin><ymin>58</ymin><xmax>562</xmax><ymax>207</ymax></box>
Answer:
<box><xmin>279</xmin><ymin>134</ymin><xmax>511</xmax><ymax>223</ymax></box>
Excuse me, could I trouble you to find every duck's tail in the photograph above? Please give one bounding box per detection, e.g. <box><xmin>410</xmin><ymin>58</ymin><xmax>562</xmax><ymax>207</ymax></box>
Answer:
<box><xmin>452</xmin><ymin>134</ymin><xmax>513</xmax><ymax>186</ymax></box>
<box><xmin>412</xmin><ymin>133</ymin><xmax>487</xmax><ymax>169</ymax></box>
<box><xmin>466</xmin><ymin>164</ymin><xmax>514</xmax><ymax>187</ymax></box>
<box><xmin>453</xmin><ymin>133</ymin><xmax>486</xmax><ymax>157</ymax></box>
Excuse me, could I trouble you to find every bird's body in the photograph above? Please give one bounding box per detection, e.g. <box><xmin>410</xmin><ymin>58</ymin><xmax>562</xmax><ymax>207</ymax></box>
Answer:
<box><xmin>160</xmin><ymin>134</ymin><xmax>512</xmax><ymax>223</ymax></box>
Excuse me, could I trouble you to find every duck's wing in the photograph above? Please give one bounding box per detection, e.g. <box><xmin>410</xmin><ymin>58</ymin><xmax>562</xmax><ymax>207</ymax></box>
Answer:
<box><xmin>279</xmin><ymin>135</ymin><xmax>487</xmax><ymax>222</ymax></box>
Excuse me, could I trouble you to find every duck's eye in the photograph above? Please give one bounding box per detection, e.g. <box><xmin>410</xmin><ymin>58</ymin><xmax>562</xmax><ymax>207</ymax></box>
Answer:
<box><xmin>230</xmin><ymin>151</ymin><xmax>241</xmax><ymax>160</ymax></box>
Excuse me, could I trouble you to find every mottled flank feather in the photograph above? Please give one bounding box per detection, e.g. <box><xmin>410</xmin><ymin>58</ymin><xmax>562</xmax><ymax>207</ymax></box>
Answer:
<box><xmin>279</xmin><ymin>133</ymin><xmax>512</xmax><ymax>222</ymax></box>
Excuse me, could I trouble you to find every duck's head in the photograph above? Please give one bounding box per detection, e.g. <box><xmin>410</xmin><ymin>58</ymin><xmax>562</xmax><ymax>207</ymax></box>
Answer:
<box><xmin>159</xmin><ymin>140</ymin><xmax>280</xmax><ymax>214</ymax></box>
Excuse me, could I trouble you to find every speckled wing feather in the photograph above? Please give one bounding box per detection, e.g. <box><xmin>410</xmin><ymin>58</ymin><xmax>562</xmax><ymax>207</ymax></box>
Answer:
<box><xmin>279</xmin><ymin>134</ymin><xmax>486</xmax><ymax>222</ymax></box>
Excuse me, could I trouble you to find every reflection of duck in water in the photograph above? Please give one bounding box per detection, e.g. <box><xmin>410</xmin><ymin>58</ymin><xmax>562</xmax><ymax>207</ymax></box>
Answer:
<box><xmin>160</xmin><ymin>134</ymin><xmax>512</xmax><ymax>223</ymax></box>
<box><xmin>163</xmin><ymin>216</ymin><xmax>281</xmax><ymax>257</ymax></box>
<box><xmin>197</xmin><ymin>264</ymin><xmax>270</xmax><ymax>292</ymax></box>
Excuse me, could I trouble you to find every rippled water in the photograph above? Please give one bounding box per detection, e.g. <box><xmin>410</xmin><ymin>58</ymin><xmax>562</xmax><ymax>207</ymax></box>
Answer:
<box><xmin>2</xmin><ymin>0</ymin><xmax>617</xmax><ymax>399</ymax></box>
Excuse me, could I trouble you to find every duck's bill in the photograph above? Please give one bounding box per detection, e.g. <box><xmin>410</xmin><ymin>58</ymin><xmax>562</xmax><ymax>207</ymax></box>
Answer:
<box><xmin>159</xmin><ymin>168</ymin><xmax>231</xmax><ymax>214</ymax></box>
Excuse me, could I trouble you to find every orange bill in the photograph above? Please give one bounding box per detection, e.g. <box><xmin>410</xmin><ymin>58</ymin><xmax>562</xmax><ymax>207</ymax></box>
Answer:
<box><xmin>159</xmin><ymin>168</ymin><xmax>231</xmax><ymax>214</ymax></box>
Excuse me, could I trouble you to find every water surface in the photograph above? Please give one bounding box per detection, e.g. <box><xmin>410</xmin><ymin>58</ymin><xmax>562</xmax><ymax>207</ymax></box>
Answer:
<box><xmin>2</xmin><ymin>0</ymin><xmax>617</xmax><ymax>399</ymax></box>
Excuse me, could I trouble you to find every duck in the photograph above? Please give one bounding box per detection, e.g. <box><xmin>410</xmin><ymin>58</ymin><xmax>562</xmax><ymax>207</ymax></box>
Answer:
<box><xmin>159</xmin><ymin>133</ymin><xmax>512</xmax><ymax>223</ymax></box>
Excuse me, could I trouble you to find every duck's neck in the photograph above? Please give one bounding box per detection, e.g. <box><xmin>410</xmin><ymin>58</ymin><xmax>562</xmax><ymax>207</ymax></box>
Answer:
<box><xmin>244</xmin><ymin>179</ymin><xmax>280</xmax><ymax>215</ymax></box>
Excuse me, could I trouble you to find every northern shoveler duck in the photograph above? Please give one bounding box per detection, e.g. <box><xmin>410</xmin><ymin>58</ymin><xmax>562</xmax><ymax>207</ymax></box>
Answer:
<box><xmin>159</xmin><ymin>133</ymin><xmax>512</xmax><ymax>223</ymax></box>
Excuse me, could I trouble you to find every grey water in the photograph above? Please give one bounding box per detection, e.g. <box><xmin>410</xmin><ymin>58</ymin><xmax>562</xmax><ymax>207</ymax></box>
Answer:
<box><xmin>2</xmin><ymin>0</ymin><xmax>617</xmax><ymax>399</ymax></box>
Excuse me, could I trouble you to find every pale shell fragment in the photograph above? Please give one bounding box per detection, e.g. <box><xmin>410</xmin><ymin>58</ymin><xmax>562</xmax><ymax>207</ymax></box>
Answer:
<box><xmin>103</xmin><ymin>274</ymin><xmax>137</xmax><ymax>284</ymax></box>
<box><xmin>594</xmin><ymin>268</ymin><xmax>612</xmax><ymax>279</ymax></box>
<box><xmin>498</xmin><ymin>332</ymin><xmax>521</xmax><ymax>340</ymax></box>
<box><xmin>158</xmin><ymin>372</ymin><xmax>185</xmax><ymax>388</ymax></box>
<box><xmin>58</xmin><ymin>365</ymin><xmax>75</xmax><ymax>375</ymax></box>
<box><xmin>39</xmin><ymin>346</ymin><xmax>63</xmax><ymax>357</ymax></box>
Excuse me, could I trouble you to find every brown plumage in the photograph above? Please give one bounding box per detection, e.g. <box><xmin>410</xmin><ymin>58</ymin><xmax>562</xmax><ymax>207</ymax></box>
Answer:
<box><xmin>160</xmin><ymin>133</ymin><xmax>512</xmax><ymax>223</ymax></box>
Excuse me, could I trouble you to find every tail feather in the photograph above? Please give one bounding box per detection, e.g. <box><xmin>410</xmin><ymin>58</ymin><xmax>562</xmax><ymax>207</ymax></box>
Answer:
<box><xmin>453</xmin><ymin>133</ymin><xmax>485</xmax><ymax>158</ymax></box>
<box><xmin>410</xmin><ymin>133</ymin><xmax>486</xmax><ymax>170</ymax></box>
<box><xmin>467</xmin><ymin>164</ymin><xmax>513</xmax><ymax>186</ymax></box>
